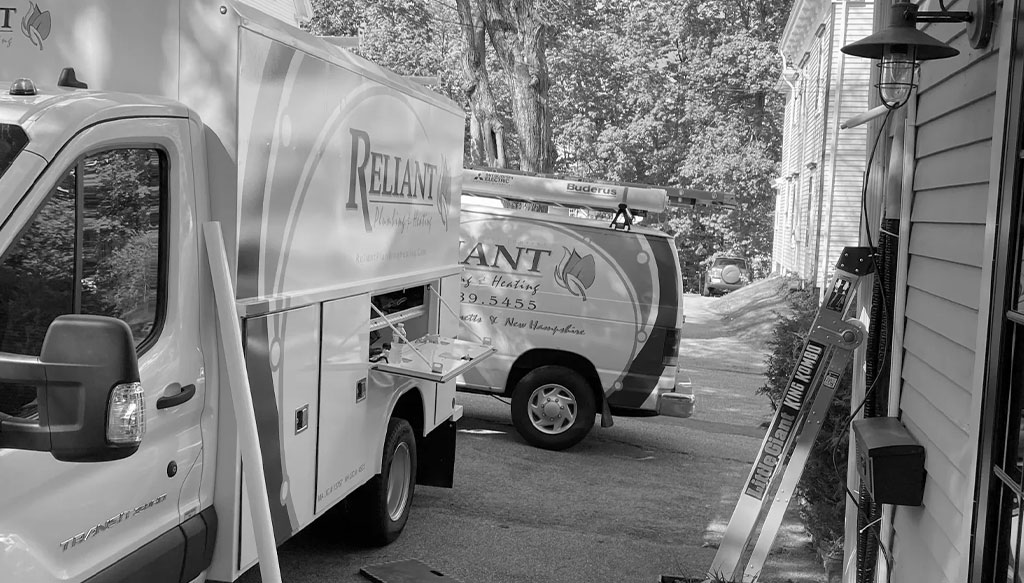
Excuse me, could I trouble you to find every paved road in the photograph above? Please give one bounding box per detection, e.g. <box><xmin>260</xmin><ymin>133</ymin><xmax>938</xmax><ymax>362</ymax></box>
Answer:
<box><xmin>236</xmin><ymin>294</ymin><xmax>826</xmax><ymax>583</ymax></box>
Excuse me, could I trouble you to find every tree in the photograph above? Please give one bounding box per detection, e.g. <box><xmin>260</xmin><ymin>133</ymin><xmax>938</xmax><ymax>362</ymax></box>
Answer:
<box><xmin>455</xmin><ymin>0</ymin><xmax>505</xmax><ymax>166</ymax></box>
<box><xmin>676</xmin><ymin>32</ymin><xmax>784</xmax><ymax>275</ymax></box>
<box><xmin>477</xmin><ymin>0</ymin><xmax>556</xmax><ymax>172</ymax></box>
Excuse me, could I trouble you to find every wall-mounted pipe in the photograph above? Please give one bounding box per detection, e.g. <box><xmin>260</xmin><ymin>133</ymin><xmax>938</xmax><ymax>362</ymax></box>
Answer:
<box><xmin>842</xmin><ymin>105</ymin><xmax>890</xmax><ymax>130</ymax></box>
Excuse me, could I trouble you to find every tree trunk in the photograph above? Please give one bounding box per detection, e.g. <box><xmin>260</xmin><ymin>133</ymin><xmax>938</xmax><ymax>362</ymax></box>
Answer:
<box><xmin>483</xmin><ymin>0</ymin><xmax>554</xmax><ymax>173</ymax></box>
<box><xmin>455</xmin><ymin>0</ymin><xmax>505</xmax><ymax>168</ymax></box>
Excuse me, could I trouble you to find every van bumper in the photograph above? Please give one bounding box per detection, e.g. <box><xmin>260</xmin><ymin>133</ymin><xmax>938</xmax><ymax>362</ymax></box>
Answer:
<box><xmin>657</xmin><ymin>379</ymin><xmax>695</xmax><ymax>418</ymax></box>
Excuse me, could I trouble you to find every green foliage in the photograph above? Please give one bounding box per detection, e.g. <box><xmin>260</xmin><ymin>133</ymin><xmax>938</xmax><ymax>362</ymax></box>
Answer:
<box><xmin>304</xmin><ymin>0</ymin><xmax>465</xmax><ymax>100</ymax></box>
<box><xmin>759</xmin><ymin>287</ymin><xmax>851</xmax><ymax>560</ymax></box>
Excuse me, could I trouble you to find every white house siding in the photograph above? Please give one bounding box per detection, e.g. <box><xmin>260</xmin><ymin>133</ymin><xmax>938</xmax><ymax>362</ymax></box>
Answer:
<box><xmin>817</xmin><ymin>2</ymin><xmax>872</xmax><ymax>287</ymax></box>
<box><xmin>803</xmin><ymin>20</ymin><xmax>830</xmax><ymax>286</ymax></box>
<box><xmin>775</xmin><ymin>0</ymin><xmax>872</xmax><ymax>288</ymax></box>
<box><xmin>776</xmin><ymin>7</ymin><xmax>832</xmax><ymax>281</ymax></box>
<box><xmin>890</xmin><ymin>13</ymin><xmax>999</xmax><ymax>582</ymax></box>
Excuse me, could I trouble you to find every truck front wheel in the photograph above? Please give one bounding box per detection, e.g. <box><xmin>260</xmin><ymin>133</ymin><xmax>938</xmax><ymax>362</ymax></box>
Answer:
<box><xmin>347</xmin><ymin>417</ymin><xmax>417</xmax><ymax>545</ymax></box>
<box><xmin>511</xmin><ymin>366</ymin><xmax>596</xmax><ymax>451</ymax></box>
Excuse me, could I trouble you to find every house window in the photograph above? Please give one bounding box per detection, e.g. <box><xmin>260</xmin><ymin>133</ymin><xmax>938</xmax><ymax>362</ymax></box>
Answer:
<box><xmin>975</xmin><ymin>50</ymin><xmax>1024</xmax><ymax>581</ymax></box>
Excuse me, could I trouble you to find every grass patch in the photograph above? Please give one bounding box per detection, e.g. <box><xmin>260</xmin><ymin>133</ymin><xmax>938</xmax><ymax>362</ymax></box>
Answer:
<box><xmin>707</xmin><ymin>275</ymin><xmax>804</xmax><ymax>351</ymax></box>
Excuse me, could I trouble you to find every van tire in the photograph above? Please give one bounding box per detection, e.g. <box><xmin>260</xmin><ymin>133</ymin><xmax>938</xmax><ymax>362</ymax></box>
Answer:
<box><xmin>346</xmin><ymin>418</ymin><xmax>417</xmax><ymax>546</ymax></box>
<box><xmin>511</xmin><ymin>366</ymin><xmax>596</xmax><ymax>450</ymax></box>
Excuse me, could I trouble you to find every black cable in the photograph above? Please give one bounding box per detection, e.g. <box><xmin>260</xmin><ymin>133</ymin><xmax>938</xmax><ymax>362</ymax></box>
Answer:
<box><xmin>489</xmin><ymin>394</ymin><xmax>511</xmax><ymax>406</ymax></box>
<box><xmin>861</xmin><ymin>109</ymin><xmax>894</xmax><ymax>252</ymax></box>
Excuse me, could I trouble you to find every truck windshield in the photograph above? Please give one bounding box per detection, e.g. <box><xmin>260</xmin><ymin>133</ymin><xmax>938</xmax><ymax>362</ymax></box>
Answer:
<box><xmin>0</xmin><ymin>123</ymin><xmax>29</xmax><ymax>180</ymax></box>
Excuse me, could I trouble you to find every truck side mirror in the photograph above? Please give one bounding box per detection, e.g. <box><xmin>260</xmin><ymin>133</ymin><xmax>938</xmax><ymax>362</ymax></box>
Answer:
<box><xmin>0</xmin><ymin>315</ymin><xmax>144</xmax><ymax>462</ymax></box>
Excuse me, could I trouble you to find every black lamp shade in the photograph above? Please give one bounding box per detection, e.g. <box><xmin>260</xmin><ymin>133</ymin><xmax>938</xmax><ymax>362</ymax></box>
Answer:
<box><xmin>840</xmin><ymin>3</ymin><xmax>960</xmax><ymax>61</ymax></box>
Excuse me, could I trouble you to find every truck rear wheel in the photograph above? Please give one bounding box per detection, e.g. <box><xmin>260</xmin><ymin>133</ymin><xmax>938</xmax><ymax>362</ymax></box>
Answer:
<box><xmin>347</xmin><ymin>417</ymin><xmax>417</xmax><ymax>545</ymax></box>
<box><xmin>511</xmin><ymin>366</ymin><xmax>596</xmax><ymax>450</ymax></box>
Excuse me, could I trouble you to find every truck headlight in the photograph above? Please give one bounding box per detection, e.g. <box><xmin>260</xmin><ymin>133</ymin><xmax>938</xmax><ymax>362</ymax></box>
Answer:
<box><xmin>107</xmin><ymin>382</ymin><xmax>146</xmax><ymax>445</ymax></box>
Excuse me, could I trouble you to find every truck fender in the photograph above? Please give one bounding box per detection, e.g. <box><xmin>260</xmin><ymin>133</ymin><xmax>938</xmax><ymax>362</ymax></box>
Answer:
<box><xmin>370</xmin><ymin>379</ymin><xmax>428</xmax><ymax>476</ymax></box>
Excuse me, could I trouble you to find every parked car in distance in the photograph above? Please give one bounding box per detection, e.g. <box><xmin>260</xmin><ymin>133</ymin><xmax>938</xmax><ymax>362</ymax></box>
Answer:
<box><xmin>702</xmin><ymin>256</ymin><xmax>751</xmax><ymax>296</ymax></box>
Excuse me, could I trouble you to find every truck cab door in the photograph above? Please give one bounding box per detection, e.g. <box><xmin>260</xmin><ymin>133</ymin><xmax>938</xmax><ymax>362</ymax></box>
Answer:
<box><xmin>0</xmin><ymin>117</ymin><xmax>207</xmax><ymax>583</ymax></box>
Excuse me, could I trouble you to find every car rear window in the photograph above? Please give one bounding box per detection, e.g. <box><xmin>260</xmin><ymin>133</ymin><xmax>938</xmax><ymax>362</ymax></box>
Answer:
<box><xmin>0</xmin><ymin>123</ymin><xmax>29</xmax><ymax>180</ymax></box>
<box><xmin>714</xmin><ymin>258</ymin><xmax>747</xmax><ymax>268</ymax></box>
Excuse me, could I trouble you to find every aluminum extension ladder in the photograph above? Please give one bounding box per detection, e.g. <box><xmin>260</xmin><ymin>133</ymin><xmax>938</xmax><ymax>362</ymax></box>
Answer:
<box><xmin>672</xmin><ymin>246</ymin><xmax>874</xmax><ymax>583</ymax></box>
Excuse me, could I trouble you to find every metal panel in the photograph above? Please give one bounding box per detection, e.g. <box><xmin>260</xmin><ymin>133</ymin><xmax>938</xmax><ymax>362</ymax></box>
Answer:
<box><xmin>316</xmin><ymin>294</ymin><xmax>372</xmax><ymax>513</ymax></box>
<box><xmin>239</xmin><ymin>304</ymin><xmax>321</xmax><ymax>568</ymax></box>
<box><xmin>233</xmin><ymin>28</ymin><xmax>464</xmax><ymax>305</ymax></box>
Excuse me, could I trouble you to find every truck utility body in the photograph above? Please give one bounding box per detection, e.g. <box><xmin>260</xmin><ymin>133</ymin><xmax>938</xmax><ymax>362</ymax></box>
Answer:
<box><xmin>0</xmin><ymin>2</ymin><xmax>490</xmax><ymax>582</ymax></box>
<box><xmin>457</xmin><ymin>168</ymin><xmax>696</xmax><ymax>450</ymax></box>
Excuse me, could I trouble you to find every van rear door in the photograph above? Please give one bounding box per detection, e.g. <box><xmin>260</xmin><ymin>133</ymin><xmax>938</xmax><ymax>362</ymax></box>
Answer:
<box><xmin>0</xmin><ymin>117</ymin><xmax>208</xmax><ymax>583</ymax></box>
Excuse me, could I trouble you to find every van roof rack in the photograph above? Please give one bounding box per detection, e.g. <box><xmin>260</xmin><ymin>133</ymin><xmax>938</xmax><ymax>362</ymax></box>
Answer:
<box><xmin>462</xmin><ymin>167</ymin><xmax>737</xmax><ymax>215</ymax></box>
<box><xmin>462</xmin><ymin>167</ymin><xmax>667</xmax><ymax>214</ymax></box>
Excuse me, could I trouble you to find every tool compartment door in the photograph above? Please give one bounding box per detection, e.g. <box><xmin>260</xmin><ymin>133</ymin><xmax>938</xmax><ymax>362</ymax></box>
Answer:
<box><xmin>316</xmin><ymin>294</ymin><xmax>373</xmax><ymax>513</ymax></box>
<box><xmin>238</xmin><ymin>304</ymin><xmax>320</xmax><ymax>569</ymax></box>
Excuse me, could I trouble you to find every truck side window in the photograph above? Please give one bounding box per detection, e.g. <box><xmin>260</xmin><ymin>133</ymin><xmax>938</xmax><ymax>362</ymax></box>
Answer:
<box><xmin>0</xmin><ymin>168</ymin><xmax>76</xmax><ymax>356</ymax></box>
<box><xmin>0</xmin><ymin>169</ymin><xmax>76</xmax><ymax>418</ymax></box>
<box><xmin>79</xmin><ymin>149</ymin><xmax>163</xmax><ymax>344</ymax></box>
<box><xmin>0</xmin><ymin>148</ymin><xmax>165</xmax><ymax>361</ymax></box>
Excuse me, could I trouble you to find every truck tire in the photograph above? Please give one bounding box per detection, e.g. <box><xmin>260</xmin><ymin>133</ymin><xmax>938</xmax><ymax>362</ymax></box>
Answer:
<box><xmin>511</xmin><ymin>366</ymin><xmax>596</xmax><ymax>451</ymax></box>
<box><xmin>347</xmin><ymin>417</ymin><xmax>417</xmax><ymax>545</ymax></box>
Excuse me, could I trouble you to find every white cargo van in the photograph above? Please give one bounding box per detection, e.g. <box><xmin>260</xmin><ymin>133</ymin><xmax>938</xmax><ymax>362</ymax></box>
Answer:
<box><xmin>457</xmin><ymin>168</ymin><xmax>698</xmax><ymax>450</ymax></box>
<box><xmin>0</xmin><ymin>2</ymin><xmax>492</xmax><ymax>582</ymax></box>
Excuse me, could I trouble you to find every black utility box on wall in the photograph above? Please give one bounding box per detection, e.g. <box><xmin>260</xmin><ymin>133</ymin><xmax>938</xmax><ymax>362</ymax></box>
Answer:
<box><xmin>853</xmin><ymin>416</ymin><xmax>926</xmax><ymax>506</ymax></box>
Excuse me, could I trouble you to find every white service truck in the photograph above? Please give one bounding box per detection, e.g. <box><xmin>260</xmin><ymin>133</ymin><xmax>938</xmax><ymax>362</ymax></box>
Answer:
<box><xmin>0</xmin><ymin>2</ymin><xmax>492</xmax><ymax>582</ymax></box>
<box><xmin>457</xmin><ymin>168</ymin><xmax>699</xmax><ymax>450</ymax></box>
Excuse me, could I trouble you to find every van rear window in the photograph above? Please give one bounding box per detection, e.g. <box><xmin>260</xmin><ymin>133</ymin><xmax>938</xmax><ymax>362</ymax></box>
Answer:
<box><xmin>0</xmin><ymin>124</ymin><xmax>29</xmax><ymax>180</ymax></box>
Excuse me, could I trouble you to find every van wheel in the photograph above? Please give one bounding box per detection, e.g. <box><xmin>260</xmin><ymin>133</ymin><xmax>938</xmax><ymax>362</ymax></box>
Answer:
<box><xmin>346</xmin><ymin>418</ymin><xmax>417</xmax><ymax>545</ymax></box>
<box><xmin>511</xmin><ymin>366</ymin><xmax>596</xmax><ymax>451</ymax></box>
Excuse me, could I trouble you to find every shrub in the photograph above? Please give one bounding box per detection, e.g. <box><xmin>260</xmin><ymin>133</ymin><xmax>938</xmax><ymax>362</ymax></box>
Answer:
<box><xmin>759</xmin><ymin>287</ymin><xmax>851</xmax><ymax>562</ymax></box>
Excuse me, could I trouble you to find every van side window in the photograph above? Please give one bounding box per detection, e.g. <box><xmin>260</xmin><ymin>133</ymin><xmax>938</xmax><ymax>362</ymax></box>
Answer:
<box><xmin>0</xmin><ymin>148</ymin><xmax>165</xmax><ymax>360</ymax></box>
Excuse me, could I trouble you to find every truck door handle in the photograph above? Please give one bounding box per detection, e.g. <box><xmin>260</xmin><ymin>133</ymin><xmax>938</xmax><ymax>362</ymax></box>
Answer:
<box><xmin>157</xmin><ymin>383</ymin><xmax>196</xmax><ymax>409</ymax></box>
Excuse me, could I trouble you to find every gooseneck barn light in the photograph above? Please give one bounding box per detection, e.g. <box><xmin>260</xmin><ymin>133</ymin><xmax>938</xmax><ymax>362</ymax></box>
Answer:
<box><xmin>841</xmin><ymin>0</ymin><xmax>995</xmax><ymax>110</ymax></box>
